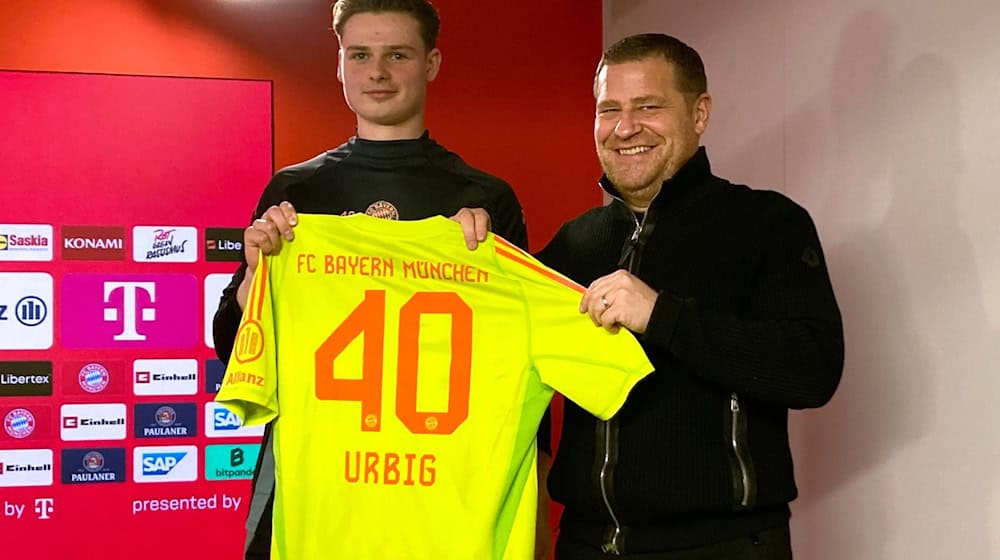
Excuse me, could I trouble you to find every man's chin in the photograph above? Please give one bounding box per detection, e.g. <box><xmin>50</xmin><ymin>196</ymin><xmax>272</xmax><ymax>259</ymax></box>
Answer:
<box><xmin>603</xmin><ymin>171</ymin><xmax>655</xmax><ymax>193</ymax></box>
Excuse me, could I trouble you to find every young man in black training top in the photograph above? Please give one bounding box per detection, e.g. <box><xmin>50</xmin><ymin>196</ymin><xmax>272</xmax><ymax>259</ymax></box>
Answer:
<box><xmin>212</xmin><ymin>2</ymin><xmax>526</xmax><ymax>558</ymax></box>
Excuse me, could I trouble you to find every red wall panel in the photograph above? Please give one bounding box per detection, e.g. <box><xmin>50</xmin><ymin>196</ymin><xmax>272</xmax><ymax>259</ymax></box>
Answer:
<box><xmin>0</xmin><ymin>0</ymin><xmax>602</xmax><ymax>249</ymax></box>
<box><xmin>0</xmin><ymin>0</ymin><xmax>601</xmax><ymax>553</ymax></box>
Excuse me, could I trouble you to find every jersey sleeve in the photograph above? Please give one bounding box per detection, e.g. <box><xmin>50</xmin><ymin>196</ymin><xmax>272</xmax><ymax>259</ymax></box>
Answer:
<box><xmin>493</xmin><ymin>237</ymin><xmax>653</xmax><ymax>420</ymax></box>
<box><xmin>214</xmin><ymin>250</ymin><xmax>279</xmax><ymax>426</ymax></box>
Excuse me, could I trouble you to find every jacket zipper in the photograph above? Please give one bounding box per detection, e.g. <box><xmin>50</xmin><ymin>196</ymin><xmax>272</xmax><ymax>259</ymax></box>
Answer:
<box><xmin>598</xmin><ymin>421</ymin><xmax>623</xmax><ymax>555</ymax></box>
<box><xmin>597</xmin><ymin>207</ymin><xmax>647</xmax><ymax>555</ymax></box>
<box><xmin>730</xmin><ymin>393</ymin><xmax>751</xmax><ymax>508</ymax></box>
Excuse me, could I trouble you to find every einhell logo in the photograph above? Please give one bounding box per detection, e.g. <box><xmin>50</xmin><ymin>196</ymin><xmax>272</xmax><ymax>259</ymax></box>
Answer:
<box><xmin>0</xmin><ymin>449</ymin><xmax>54</xmax><ymax>487</ymax></box>
<box><xmin>59</xmin><ymin>403</ymin><xmax>127</xmax><ymax>441</ymax></box>
<box><xmin>61</xmin><ymin>226</ymin><xmax>126</xmax><ymax>261</ymax></box>
<box><xmin>133</xmin><ymin>359</ymin><xmax>198</xmax><ymax>396</ymax></box>
<box><xmin>205</xmin><ymin>227</ymin><xmax>244</xmax><ymax>262</ymax></box>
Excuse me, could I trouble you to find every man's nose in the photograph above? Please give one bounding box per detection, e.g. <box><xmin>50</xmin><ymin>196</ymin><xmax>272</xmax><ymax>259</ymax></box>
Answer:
<box><xmin>369</xmin><ymin>58</ymin><xmax>390</xmax><ymax>80</ymax></box>
<box><xmin>614</xmin><ymin>110</ymin><xmax>638</xmax><ymax>137</ymax></box>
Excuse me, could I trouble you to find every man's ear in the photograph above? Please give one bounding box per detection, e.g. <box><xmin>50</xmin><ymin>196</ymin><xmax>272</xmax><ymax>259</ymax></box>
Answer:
<box><xmin>336</xmin><ymin>50</ymin><xmax>344</xmax><ymax>84</ymax></box>
<box><xmin>693</xmin><ymin>93</ymin><xmax>711</xmax><ymax>135</ymax></box>
<box><xmin>426</xmin><ymin>48</ymin><xmax>442</xmax><ymax>82</ymax></box>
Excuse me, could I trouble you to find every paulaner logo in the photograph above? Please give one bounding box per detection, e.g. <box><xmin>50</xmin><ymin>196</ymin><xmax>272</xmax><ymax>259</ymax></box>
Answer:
<box><xmin>134</xmin><ymin>402</ymin><xmax>197</xmax><ymax>438</ymax></box>
<box><xmin>61</xmin><ymin>448</ymin><xmax>126</xmax><ymax>484</ymax></box>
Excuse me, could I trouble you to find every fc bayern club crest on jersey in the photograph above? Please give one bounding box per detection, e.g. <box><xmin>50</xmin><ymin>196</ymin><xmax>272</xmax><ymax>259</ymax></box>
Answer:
<box><xmin>78</xmin><ymin>362</ymin><xmax>111</xmax><ymax>393</ymax></box>
<box><xmin>4</xmin><ymin>408</ymin><xmax>36</xmax><ymax>438</ymax></box>
<box><xmin>365</xmin><ymin>200</ymin><xmax>399</xmax><ymax>220</ymax></box>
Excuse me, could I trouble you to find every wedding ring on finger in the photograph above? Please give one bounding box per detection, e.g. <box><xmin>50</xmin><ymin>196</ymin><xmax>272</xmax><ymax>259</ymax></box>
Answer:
<box><xmin>601</xmin><ymin>296</ymin><xmax>610</xmax><ymax>309</ymax></box>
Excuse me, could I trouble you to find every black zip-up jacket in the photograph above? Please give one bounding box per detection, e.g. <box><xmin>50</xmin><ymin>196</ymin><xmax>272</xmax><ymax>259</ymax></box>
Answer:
<box><xmin>536</xmin><ymin>147</ymin><xmax>843</xmax><ymax>553</ymax></box>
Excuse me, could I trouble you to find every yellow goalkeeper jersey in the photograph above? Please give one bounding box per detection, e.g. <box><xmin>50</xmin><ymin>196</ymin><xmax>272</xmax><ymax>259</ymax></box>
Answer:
<box><xmin>216</xmin><ymin>213</ymin><xmax>652</xmax><ymax>560</ymax></box>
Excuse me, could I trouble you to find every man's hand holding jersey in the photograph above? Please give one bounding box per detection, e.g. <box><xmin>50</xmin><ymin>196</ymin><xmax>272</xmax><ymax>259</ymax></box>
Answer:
<box><xmin>580</xmin><ymin>269</ymin><xmax>659</xmax><ymax>334</ymax></box>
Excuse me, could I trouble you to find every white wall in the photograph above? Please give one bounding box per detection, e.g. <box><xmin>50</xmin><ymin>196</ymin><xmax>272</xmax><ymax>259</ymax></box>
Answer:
<box><xmin>604</xmin><ymin>1</ymin><xmax>1000</xmax><ymax>558</ymax></box>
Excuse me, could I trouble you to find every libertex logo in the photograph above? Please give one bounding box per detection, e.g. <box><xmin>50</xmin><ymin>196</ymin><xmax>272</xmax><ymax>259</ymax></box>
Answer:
<box><xmin>60</xmin><ymin>274</ymin><xmax>197</xmax><ymax>349</ymax></box>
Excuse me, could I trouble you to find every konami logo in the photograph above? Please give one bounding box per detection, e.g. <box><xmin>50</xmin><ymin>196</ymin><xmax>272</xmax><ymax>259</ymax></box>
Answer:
<box><xmin>61</xmin><ymin>226</ymin><xmax>126</xmax><ymax>261</ymax></box>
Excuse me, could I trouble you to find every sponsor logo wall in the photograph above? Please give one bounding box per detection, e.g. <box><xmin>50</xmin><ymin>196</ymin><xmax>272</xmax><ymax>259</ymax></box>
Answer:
<box><xmin>0</xmin><ymin>70</ymin><xmax>271</xmax><ymax>559</ymax></box>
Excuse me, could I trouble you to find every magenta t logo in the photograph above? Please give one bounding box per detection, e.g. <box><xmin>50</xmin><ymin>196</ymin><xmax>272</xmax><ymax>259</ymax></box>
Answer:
<box><xmin>103</xmin><ymin>281</ymin><xmax>156</xmax><ymax>341</ymax></box>
<box><xmin>62</xmin><ymin>274</ymin><xmax>197</xmax><ymax>348</ymax></box>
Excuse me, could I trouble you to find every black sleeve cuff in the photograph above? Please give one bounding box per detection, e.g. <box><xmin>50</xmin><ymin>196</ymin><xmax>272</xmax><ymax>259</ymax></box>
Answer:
<box><xmin>640</xmin><ymin>290</ymin><xmax>685</xmax><ymax>353</ymax></box>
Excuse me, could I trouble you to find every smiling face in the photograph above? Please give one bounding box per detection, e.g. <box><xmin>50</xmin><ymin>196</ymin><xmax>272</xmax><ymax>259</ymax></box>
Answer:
<box><xmin>594</xmin><ymin>57</ymin><xmax>711</xmax><ymax>210</ymax></box>
<box><xmin>337</xmin><ymin>11</ymin><xmax>441</xmax><ymax>140</ymax></box>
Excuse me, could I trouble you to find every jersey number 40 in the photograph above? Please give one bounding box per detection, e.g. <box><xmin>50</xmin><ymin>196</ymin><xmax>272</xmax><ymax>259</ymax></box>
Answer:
<box><xmin>315</xmin><ymin>289</ymin><xmax>472</xmax><ymax>435</ymax></box>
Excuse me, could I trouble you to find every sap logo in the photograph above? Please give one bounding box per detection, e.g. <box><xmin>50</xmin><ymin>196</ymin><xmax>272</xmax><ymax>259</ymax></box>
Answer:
<box><xmin>213</xmin><ymin>409</ymin><xmax>243</xmax><ymax>431</ymax></box>
<box><xmin>204</xmin><ymin>403</ymin><xmax>263</xmax><ymax>438</ymax></box>
<box><xmin>141</xmin><ymin>452</ymin><xmax>187</xmax><ymax>475</ymax></box>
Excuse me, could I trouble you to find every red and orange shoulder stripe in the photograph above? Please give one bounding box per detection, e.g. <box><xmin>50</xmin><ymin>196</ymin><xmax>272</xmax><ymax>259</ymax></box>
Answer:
<box><xmin>493</xmin><ymin>236</ymin><xmax>583</xmax><ymax>294</ymax></box>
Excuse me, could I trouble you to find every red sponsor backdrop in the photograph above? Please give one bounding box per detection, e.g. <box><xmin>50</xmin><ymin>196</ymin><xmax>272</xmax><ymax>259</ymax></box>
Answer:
<box><xmin>0</xmin><ymin>1</ymin><xmax>602</xmax><ymax>552</ymax></box>
<box><xmin>0</xmin><ymin>70</ymin><xmax>271</xmax><ymax>558</ymax></box>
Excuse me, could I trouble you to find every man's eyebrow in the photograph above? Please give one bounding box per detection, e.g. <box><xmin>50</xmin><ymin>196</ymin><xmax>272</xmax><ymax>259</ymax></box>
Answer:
<box><xmin>343</xmin><ymin>44</ymin><xmax>418</xmax><ymax>52</ymax></box>
<box><xmin>630</xmin><ymin>95</ymin><xmax>667</xmax><ymax>105</ymax></box>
